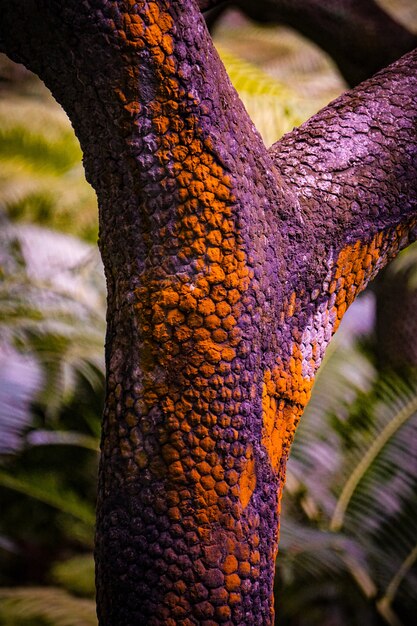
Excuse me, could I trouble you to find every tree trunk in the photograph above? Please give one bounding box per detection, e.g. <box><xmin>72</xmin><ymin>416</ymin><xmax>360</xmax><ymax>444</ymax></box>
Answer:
<box><xmin>1</xmin><ymin>1</ymin><xmax>416</xmax><ymax>624</ymax></box>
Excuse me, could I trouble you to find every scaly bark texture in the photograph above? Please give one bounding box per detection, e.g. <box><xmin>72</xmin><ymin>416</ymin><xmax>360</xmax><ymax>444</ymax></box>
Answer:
<box><xmin>199</xmin><ymin>0</ymin><xmax>417</xmax><ymax>87</ymax></box>
<box><xmin>1</xmin><ymin>1</ymin><xmax>416</xmax><ymax>624</ymax></box>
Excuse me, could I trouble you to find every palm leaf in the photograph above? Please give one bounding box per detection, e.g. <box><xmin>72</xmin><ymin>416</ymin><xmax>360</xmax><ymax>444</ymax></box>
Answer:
<box><xmin>382</xmin><ymin>542</ymin><xmax>417</xmax><ymax>608</ymax></box>
<box><xmin>279</xmin><ymin>518</ymin><xmax>370</xmax><ymax>582</ymax></box>
<box><xmin>0</xmin><ymin>125</ymin><xmax>81</xmax><ymax>175</ymax></box>
<box><xmin>214</xmin><ymin>17</ymin><xmax>345</xmax><ymax>108</ymax></box>
<box><xmin>282</xmin><ymin>292</ymin><xmax>417</xmax><ymax>621</ymax></box>
<box><xmin>386</xmin><ymin>241</ymin><xmax>417</xmax><ymax>290</ymax></box>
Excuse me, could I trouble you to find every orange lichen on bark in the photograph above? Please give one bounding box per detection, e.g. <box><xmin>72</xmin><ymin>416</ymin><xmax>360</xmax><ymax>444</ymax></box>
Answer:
<box><xmin>261</xmin><ymin>371</ymin><xmax>282</xmax><ymax>473</ymax></box>
<box><xmin>260</xmin><ymin>226</ymin><xmax>414</xmax><ymax>481</ymax></box>
<box><xmin>101</xmin><ymin>4</ymin><xmax>280</xmax><ymax>619</ymax></box>
<box><xmin>115</xmin><ymin>0</ymin><xmax>260</xmax><ymax>540</ymax></box>
<box><xmin>330</xmin><ymin>222</ymin><xmax>414</xmax><ymax>334</ymax></box>
<box><xmin>261</xmin><ymin>345</ymin><xmax>314</xmax><ymax>476</ymax></box>
<box><xmin>238</xmin><ymin>445</ymin><xmax>256</xmax><ymax>509</ymax></box>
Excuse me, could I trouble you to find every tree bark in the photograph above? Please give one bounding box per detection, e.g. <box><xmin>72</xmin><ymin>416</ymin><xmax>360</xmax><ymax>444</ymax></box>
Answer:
<box><xmin>199</xmin><ymin>0</ymin><xmax>417</xmax><ymax>87</ymax></box>
<box><xmin>1</xmin><ymin>1</ymin><xmax>417</xmax><ymax>624</ymax></box>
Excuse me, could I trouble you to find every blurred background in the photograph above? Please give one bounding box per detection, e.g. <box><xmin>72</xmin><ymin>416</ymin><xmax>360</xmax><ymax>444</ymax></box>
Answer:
<box><xmin>1</xmin><ymin>1</ymin><xmax>417</xmax><ymax>624</ymax></box>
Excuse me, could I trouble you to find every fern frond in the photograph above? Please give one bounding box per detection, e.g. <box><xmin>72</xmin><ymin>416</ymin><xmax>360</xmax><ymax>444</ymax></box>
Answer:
<box><xmin>0</xmin><ymin>99</ymin><xmax>97</xmax><ymax>241</ymax></box>
<box><xmin>217</xmin><ymin>46</ymin><xmax>304</xmax><ymax>145</ymax></box>
<box><xmin>0</xmin><ymin>351</ymin><xmax>41</xmax><ymax>456</ymax></box>
<box><xmin>0</xmin><ymin>587</ymin><xmax>97</xmax><ymax>626</ymax></box>
<box><xmin>330</xmin><ymin>384</ymin><xmax>417</xmax><ymax>531</ymax></box>
<box><xmin>331</xmin><ymin>376</ymin><xmax>417</xmax><ymax>533</ymax></box>
<box><xmin>0</xmin><ymin>222</ymin><xmax>105</xmax><ymax>415</ymax></box>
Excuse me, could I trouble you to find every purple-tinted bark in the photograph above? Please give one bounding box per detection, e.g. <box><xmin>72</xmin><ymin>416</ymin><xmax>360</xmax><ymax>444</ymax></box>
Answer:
<box><xmin>269</xmin><ymin>51</ymin><xmax>417</xmax><ymax>286</ymax></box>
<box><xmin>0</xmin><ymin>1</ymin><xmax>416</xmax><ymax>625</ymax></box>
<box><xmin>200</xmin><ymin>0</ymin><xmax>417</xmax><ymax>87</ymax></box>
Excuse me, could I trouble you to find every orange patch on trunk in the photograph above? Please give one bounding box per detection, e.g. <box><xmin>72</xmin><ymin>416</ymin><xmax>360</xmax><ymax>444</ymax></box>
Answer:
<box><xmin>239</xmin><ymin>446</ymin><xmax>256</xmax><ymax>509</ymax></box>
<box><xmin>261</xmin><ymin>345</ymin><xmax>314</xmax><ymax>475</ymax></box>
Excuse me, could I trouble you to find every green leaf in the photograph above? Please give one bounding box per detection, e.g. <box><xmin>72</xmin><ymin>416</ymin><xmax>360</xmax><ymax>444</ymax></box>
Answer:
<box><xmin>0</xmin><ymin>471</ymin><xmax>95</xmax><ymax>527</ymax></box>
<box><xmin>50</xmin><ymin>555</ymin><xmax>95</xmax><ymax>598</ymax></box>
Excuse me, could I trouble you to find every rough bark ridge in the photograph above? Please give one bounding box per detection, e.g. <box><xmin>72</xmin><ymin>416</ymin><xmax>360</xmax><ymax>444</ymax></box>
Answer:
<box><xmin>1</xmin><ymin>1</ymin><xmax>416</xmax><ymax>625</ymax></box>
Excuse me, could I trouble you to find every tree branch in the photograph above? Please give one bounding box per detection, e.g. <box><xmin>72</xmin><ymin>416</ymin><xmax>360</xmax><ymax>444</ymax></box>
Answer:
<box><xmin>200</xmin><ymin>0</ymin><xmax>417</xmax><ymax>87</ymax></box>
<box><xmin>270</xmin><ymin>48</ymin><xmax>417</xmax><ymax>343</ymax></box>
<box><xmin>198</xmin><ymin>0</ymin><xmax>228</xmax><ymax>10</ymax></box>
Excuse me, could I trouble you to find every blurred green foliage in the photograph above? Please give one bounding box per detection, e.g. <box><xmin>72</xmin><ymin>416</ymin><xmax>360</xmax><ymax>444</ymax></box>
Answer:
<box><xmin>0</xmin><ymin>98</ymin><xmax>98</xmax><ymax>242</ymax></box>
